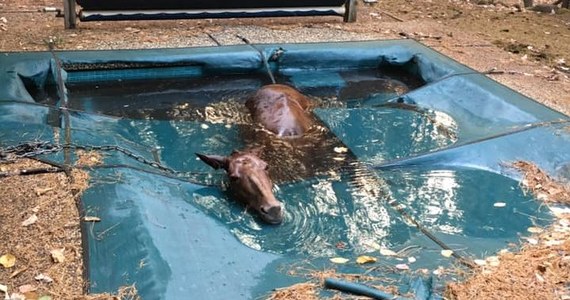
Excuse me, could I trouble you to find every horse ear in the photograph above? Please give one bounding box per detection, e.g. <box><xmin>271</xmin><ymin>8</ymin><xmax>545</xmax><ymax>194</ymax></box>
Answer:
<box><xmin>195</xmin><ymin>153</ymin><xmax>228</xmax><ymax>170</ymax></box>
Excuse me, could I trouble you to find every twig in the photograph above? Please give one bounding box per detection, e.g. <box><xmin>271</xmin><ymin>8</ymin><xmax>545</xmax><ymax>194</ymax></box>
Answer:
<box><xmin>206</xmin><ymin>33</ymin><xmax>222</xmax><ymax>46</ymax></box>
<box><xmin>96</xmin><ymin>222</ymin><xmax>121</xmax><ymax>241</ymax></box>
<box><xmin>396</xmin><ymin>245</ymin><xmax>422</xmax><ymax>257</ymax></box>
<box><xmin>380</xmin><ymin>10</ymin><xmax>405</xmax><ymax>22</ymax></box>
<box><xmin>386</xmin><ymin>198</ymin><xmax>477</xmax><ymax>269</ymax></box>
<box><xmin>10</xmin><ymin>267</ymin><xmax>28</xmax><ymax>278</ymax></box>
<box><xmin>452</xmin><ymin>44</ymin><xmax>495</xmax><ymax>48</ymax></box>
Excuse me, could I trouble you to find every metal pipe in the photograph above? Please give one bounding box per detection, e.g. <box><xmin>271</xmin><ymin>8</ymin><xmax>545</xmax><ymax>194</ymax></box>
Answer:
<box><xmin>63</xmin><ymin>0</ymin><xmax>76</xmax><ymax>29</ymax></box>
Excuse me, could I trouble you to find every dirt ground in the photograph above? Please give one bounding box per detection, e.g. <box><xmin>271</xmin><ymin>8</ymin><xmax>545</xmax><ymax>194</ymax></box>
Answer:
<box><xmin>1</xmin><ymin>0</ymin><xmax>570</xmax><ymax>299</ymax></box>
<box><xmin>0</xmin><ymin>159</ymin><xmax>85</xmax><ymax>299</ymax></box>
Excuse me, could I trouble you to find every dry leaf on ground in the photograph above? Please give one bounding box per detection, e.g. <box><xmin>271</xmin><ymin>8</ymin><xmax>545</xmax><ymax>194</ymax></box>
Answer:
<box><xmin>21</xmin><ymin>215</ymin><xmax>38</xmax><ymax>227</ymax></box>
<box><xmin>0</xmin><ymin>254</ymin><xmax>16</xmax><ymax>268</ymax></box>
<box><xmin>50</xmin><ymin>249</ymin><xmax>65</xmax><ymax>263</ymax></box>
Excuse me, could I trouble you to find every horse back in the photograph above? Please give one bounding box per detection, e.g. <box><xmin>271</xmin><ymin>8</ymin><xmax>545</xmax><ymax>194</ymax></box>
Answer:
<box><xmin>246</xmin><ymin>84</ymin><xmax>312</xmax><ymax>137</ymax></box>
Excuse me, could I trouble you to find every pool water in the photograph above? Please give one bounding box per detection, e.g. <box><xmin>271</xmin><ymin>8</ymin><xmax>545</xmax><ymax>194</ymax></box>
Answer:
<box><xmin>2</xmin><ymin>40</ymin><xmax>568</xmax><ymax>299</ymax></box>
<box><xmin>62</xmin><ymin>66</ymin><xmax>546</xmax><ymax>260</ymax></box>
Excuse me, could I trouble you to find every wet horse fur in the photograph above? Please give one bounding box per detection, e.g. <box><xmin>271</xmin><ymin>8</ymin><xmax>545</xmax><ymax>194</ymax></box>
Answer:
<box><xmin>196</xmin><ymin>84</ymin><xmax>319</xmax><ymax>224</ymax></box>
<box><xmin>196</xmin><ymin>83</ymin><xmax>388</xmax><ymax>224</ymax></box>
<box><xmin>195</xmin><ymin>149</ymin><xmax>284</xmax><ymax>224</ymax></box>
<box><xmin>245</xmin><ymin>84</ymin><xmax>313</xmax><ymax>138</ymax></box>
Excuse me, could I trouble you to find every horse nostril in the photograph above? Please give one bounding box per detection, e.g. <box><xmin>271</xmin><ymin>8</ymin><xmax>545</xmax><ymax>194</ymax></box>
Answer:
<box><xmin>261</xmin><ymin>205</ymin><xmax>281</xmax><ymax>216</ymax></box>
<box><xmin>268</xmin><ymin>206</ymin><xmax>282</xmax><ymax>217</ymax></box>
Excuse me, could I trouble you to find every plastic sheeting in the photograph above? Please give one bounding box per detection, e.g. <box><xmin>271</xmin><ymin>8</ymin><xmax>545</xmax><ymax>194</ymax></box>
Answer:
<box><xmin>1</xmin><ymin>40</ymin><xmax>569</xmax><ymax>299</ymax></box>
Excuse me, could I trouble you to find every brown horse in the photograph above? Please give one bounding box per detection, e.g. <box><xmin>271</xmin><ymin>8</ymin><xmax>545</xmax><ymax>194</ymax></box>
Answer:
<box><xmin>195</xmin><ymin>149</ymin><xmax>284</xmax><ymax>225</ymax></box>
<box><xmin>195</xmin><ymin>84</ymin><xmax>315</xmax><ymax>224</ymax></box>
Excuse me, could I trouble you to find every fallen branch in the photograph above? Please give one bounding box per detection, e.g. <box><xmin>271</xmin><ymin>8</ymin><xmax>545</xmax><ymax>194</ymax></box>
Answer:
<box><xmin>398</xmin><ymin>32</ymin><xmax>442</xmax><ymax>40</ymax></box>
<box><xmin>451</xmin><ymin>44</ymin><xmax>494</xmax><ymax>48</ymax></box>
<box><xmin>380</xmin><ymin>10</ymin><xmax>405</xmax><ymax>22</ymax></box>
<box><xmin>0</xmin><ymin>167</ymin><xmax>64</xmax><ymax>178</ymax></box>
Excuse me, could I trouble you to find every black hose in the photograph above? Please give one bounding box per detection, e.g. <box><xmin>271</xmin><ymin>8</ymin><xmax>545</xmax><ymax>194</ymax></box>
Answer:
<box><xmin>324</xmin><ymin>278</ymin><xmax>410</xmax><ymax>300</ymax></box>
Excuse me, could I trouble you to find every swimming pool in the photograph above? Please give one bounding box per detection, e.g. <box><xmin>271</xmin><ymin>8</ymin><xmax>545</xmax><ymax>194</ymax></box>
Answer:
<box><xmin>1</xmin><ymin>40</ymin><xmax>569</xmax><ymax>299</ymax></box>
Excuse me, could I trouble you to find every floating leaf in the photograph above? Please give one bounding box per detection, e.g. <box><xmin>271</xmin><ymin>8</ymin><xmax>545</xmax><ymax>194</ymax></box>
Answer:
<box><xmin>499</xmin><ymin>249</ymin><xmax>510</xmax><ymax>255</ymax></box>
<box><xmin>34</xmin><ymin>274</ymin><xmax>53</xmax><ymax>283</ymax></box>
<box><xmin>395</xmin><ymin>264</ymin><xmax>409</xmax><ymax>270</ymax></box>
<box><xmin>329</xmin><ymin>257</ymin><xmax>349</xmax><ymax>264</ymax></box>
<box><xmin>474</xmin><ymin>259</ymin><xmax>487</xmax><ymax>266</ymax></box>
<box><xmin>50</xmin><ymin>249</ymin><xmax>65</xmax><ymax>263</ymax></box>
<box><xmin>83</xmin><ymin>216</ymin><xmax>101</xmax><ymax>222</ymax></box>
<box><xmin>441</xmin><ymin>250</ymin><xmax>453</xmax><ymax>258</ymax></box>
<box><xmin>380</xmin><ymin>248</ymin><xmax>397</xmax><ymax>256</ymax></box>
<box><xmin>333</xmin><ymin>147</ymin><xmax>348</xmax><ymax>153</ymax></box>
<box><xmin>0</xmin><ymin>254</ymin><xmax>16</xmax><ymax>268</ymax></box>
<box><xmin>527</xmin><ymin>227</ymin><xmax>544</xmax><ymax>234</ymax></box>
<box><xmin>356</xmin><ymin>255</ymin><xmax>377</xmax><ymax>264</ymax></box>
<box><xmin>22</xmin><ymin>214</ymin><xmax>38</xmax><ymax>227</ymax></box>
<box><xmin>365</xmin><ymin>242</ymin><xmax>381</xmax><ymax>250</ymax></box>
<box><xmin>493</xmin><ymin>202</ymin><xmax>506</xmax><ymax>208</ymax></box>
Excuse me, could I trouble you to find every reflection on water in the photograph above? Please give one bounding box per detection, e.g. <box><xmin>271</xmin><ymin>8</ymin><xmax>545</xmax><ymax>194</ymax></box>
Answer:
<box><xmin>66</xmin><ymin>76</ymin><xmax>261</xmax><ymax>119</ymax></box>
<box><xmin>314</xmin><ymin>106</ymin><xmax>458</xmax><ymax>165</ymax></box>
<box><xmin>193</xmin><ymin>172</ymin><xmax>393</xmax><ymax>257</ymax></box>
<box><xmin>407</xmin><ymin>170</ymin><xmax>462</xmax><ymax>234</ymax></box>
<box><xmin>191</xmin><ymin>166</ymin><xmax>550</xmax><ymax>257</ymax></box>
<box><xmin>387</xmin><ymin>167</ymin><xmax>550</xmax><ymax>241</ymax></box>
